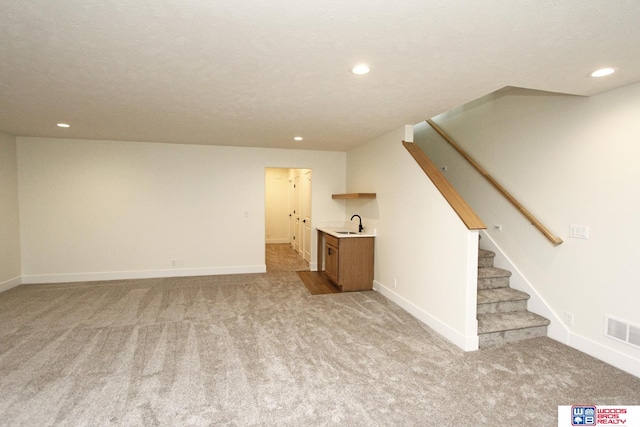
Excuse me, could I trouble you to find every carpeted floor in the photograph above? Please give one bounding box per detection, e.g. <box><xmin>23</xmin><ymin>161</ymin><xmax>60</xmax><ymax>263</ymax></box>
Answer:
<box><xmin>0</xmin><ymin>248</ymin><xmax>638</xmax><ymax>426</ymax></box>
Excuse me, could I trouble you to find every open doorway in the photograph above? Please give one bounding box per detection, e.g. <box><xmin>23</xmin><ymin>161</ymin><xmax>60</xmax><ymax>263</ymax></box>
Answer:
<box><xmin>265</xmin><ymin>168</ymin><xmax>312</xmax><ymax>272</ymax></box>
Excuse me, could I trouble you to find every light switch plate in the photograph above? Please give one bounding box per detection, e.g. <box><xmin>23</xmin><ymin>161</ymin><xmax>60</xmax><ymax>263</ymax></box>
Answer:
<box><xmin>569</xmin><ymin>225</ymin><xmax>589</xmax><ymax>239</ymax></box>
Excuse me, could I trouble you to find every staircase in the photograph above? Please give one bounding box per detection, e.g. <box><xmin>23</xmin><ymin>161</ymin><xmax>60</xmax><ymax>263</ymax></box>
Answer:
<box><xmin>477</xmin><ymin>249</ymin><xmax>550</xmax><ymax>346</ymax></box>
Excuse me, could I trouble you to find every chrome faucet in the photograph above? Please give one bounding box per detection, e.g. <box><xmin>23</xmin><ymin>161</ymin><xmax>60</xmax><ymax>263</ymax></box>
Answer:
<box><xmin>351</xmin><ymin>214</ymin><xmax>364</xmax><ymax>233</ymax></box>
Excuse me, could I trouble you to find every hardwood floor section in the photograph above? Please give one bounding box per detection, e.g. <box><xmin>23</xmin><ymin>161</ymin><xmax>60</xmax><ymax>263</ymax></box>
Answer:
<box><xmin>266</xmin><ymin>243</ymin><xmax>341</xmax><ymax>295</ymax></box>
<box><xmin>266</xmin><ymin>244</ymin><xmax>309</xmax><ymax>273</ymax></box>
<box><xmin>296</xmin><ymin>271</ymin><xmax>341</xmax><ymax>295</ymax></box>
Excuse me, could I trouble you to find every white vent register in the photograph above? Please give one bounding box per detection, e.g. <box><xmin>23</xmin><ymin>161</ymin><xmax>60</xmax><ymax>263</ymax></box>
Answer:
<box><xmin>605</xmin><ymin>316</ymin><xmax>640</xmax><ymax>349</ymax></box>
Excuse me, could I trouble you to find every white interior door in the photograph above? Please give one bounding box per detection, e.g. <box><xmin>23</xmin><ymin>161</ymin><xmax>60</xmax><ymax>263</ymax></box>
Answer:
<box><xmin>302</xmin><ymin>170</ymin><xmax>312</xmax><ymax>262</ymax></box>
<box><xmin>289</xmin><ymin>176</ymin><xmax>294</xmax><ymax>246</ymax></box>
<box><xmin>292</xmin><ymin>174</ymin><xmax>301</xmax><ymax>253</ymax></box>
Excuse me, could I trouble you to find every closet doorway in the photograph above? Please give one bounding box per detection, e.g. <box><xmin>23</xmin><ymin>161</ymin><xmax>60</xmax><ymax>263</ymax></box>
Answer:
<box><xmin>265</xmin><ymin>168</ymin><xmax>312</xmax><ymax>268</ymax></box>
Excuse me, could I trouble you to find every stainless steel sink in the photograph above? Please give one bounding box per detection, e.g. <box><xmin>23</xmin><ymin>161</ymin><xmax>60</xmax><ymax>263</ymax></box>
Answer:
<box><xmin>336</xmin><ymin>231</ymin><xmax>359</xmax><ymax>235</ymax></box>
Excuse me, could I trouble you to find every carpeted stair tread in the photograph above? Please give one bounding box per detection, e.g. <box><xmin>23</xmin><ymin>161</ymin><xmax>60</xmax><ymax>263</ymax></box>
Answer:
<box><xmin>477</xmin><ymin>288</ymin><xmax>530</xmax><ymax>305</ymax></box>
<box><xmin>477</xmin><ymin>267</ymin><xmax>511</xmax><ymax>279</ymax></box>
<box><xmin>477</xmin><ymin>311</ymin><xmax>550</xmax><ymax>334</ymax></box>
<box><xmin>476</xmin><ymin>246</ymin><xmax>550</xmax><ymax>345</ymax></box>
<box><xmin>478</xmin><ymin>249</ymin><xmax>496</xmax><ymax>268</ymax></box>
<box><xmin>477</xmin><ymin>266</ymin><xmax>512</xmax><ymax>290</ymax></box>
<box><xmin>478</xmin><ymin>249</ymin><xmax>495</xmax><ymax>258</ymax></box>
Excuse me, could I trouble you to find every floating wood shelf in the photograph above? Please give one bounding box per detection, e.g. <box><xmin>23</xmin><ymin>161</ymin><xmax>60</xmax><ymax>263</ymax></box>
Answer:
<box><xmin>332</xmin><ymin>193</ymin><xmax>377</xmax><ymax>199</ymax></box>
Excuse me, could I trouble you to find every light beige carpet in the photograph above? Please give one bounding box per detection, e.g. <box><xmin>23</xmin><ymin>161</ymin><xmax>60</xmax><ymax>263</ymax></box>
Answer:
<box><xmin>0</xmin><ymin>272</ymin><xmax>639</xmax><ymax>426</ymax></box>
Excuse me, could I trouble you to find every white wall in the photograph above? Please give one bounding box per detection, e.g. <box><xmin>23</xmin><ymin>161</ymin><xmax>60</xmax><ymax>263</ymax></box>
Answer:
<box><xmin>0</xmin><ymin>131</ymin><xmax>22</xmax><ymax>290</ymax></box>
<box><xmin>17</xmin><ymin>137</ymin><xmax>346</xmax><ymax>282</ymax></box>
<box><xmin>346</xmin><ymin>126</ymin><xmax>479</xmax><ymax>351</ymax></box>
<box><xmin>415</xmin><ymin>83</ymin><xmax>640</xmax><ymax>376</ymax></box>
<box><xmin>265</xmin><ymin>168</ymin><xmax>291</xmax><ymax>244</ymax></box>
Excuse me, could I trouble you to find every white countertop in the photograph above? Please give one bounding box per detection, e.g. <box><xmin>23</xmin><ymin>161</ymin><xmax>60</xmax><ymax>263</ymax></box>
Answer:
<box><xmin>317</xmin><ymin>227</ymin><xmax>376</xmax><ymax>238</ymax></box>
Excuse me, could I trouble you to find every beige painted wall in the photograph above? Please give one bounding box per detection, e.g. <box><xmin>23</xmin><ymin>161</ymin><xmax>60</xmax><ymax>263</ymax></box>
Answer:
<box><xmin>0</xmin><ymin>131</ymin><xmax>21</xmax><ymax>289</ymax></box>
<box><xmin>415</xmin><ymin>83</ymin><xmax>640</xmax><ymax>375</ymax></box>
<box><xmin>17</xmin><ymin>138</ymin><xmax>346</xmax><ymax>282</ymax></box>
<box><xmin>346</xmin><ymin>126</ymin><xmax>479</xmax><ymax>350</ymax></box>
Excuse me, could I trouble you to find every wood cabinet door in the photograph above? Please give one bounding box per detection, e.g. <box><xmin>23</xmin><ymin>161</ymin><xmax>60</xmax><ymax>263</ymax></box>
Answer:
<box><xmin>324</xmin><ymin>243</ymin><xmax>339</xmax><ymax>284</ymax></box>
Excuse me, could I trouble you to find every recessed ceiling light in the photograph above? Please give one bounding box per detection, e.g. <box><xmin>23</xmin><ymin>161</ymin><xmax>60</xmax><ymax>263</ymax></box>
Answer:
<box><xmin>57</xmin><ymin>123</ymin><xmax>70</xmax><ymax>128</ymax></box>
<box><xmin>351</xmin><ymin>64</ymin><xmax>370</xmax><ymax>75</ymax></box>
<box><xmin>589</xmin><ymin>67</ymin><xmax>616</xmax><ymax>78</ymax></box>
<box><xmin>294</xmin><ymin>136</ymin><xmax>303</xmax><ymax>141</ymax></box>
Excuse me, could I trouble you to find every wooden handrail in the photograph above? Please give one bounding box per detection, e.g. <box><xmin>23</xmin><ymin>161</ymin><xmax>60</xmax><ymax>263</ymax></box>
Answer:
<box><xmin>426</xmin><ymin>119</ymin><xmax>563</xmax><ymax>246</ymax></box>
<box><xmin>403</xmin><ymin>141</ymin><xmax>486</xmax><ymax>230</ymax></box>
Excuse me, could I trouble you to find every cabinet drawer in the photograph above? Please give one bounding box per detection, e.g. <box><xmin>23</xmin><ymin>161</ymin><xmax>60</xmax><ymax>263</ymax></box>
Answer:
<box><xmin>324</xmin><ymin>234</ymin><xmax>339</xmax><ymax>248</ymax></box>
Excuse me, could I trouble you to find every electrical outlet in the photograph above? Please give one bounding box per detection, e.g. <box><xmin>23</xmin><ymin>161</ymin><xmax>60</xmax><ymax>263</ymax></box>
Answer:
<box><xmin>393</xmin><ymin>278</ymin><xmax>397</xmax><ymax>289</ymax></box>
<box><xmin>440</xmin><ymin>166</ymin><xmax>448</xmax><ymax>172</ymax></box>
<box><xmin>493</xmin><ymin>224</ymin><xmax>503</xmax><ymax>231</ymax></box>
<box><xmin>565</xmin><ymin>312</ymin><xmax>574</xmax><ymax>326</ymax></box>
<box><xmin>171</xmin><ymin>260</ymin><xmax>177</xmax><ymax>267</ymax></box>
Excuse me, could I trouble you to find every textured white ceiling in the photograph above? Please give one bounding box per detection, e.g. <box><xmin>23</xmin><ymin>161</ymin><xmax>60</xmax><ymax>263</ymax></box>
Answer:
<box><xmin>2</xmin><ymin>0</ymin><xmax>640</xmax><ymax>151</ymax></box>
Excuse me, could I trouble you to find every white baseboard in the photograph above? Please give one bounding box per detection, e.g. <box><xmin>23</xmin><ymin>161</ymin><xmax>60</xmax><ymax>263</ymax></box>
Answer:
<box><xmin>0</xmin><ymin>276</ymin><xmax>22</xmax><ymax>293</ymax></box>
<box><xmin>568</xmin><ymin>332</ymin><xmax>640</xmax><ymax>378</ymax></box>
<box><xmin>374</xmin><ymin>280</ymin><xmax>479</xmax><ymax>352</ymax></box>
<box><xmin>266</xmin><ymin>238</ymin><xmax>290</xmax><ymax>244</ymax></box>
<box><xmin>21</xmin><ymin>265</ymin><xmax>267</xmax><ymax>284</ymax></box>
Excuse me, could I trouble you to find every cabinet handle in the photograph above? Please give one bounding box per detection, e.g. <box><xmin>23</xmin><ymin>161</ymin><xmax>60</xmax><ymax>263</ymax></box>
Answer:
<box><xmin>327</xmin><ymin>248</ymin><xmax>333</xmax><ymax>255</ymax></box>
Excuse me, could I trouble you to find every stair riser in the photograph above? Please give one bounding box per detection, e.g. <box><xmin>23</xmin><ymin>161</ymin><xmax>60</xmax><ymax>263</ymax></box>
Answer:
<box><xmin>477</xmin><ymin>250</ymin><xmax>550</xmax><ymax>347</ymax></box>
<box><xmin>479</xmin><ymin>326</ymin><xmax>548</xmax><ymax>347</ymax></box>
<box><xmin>477</xmin><ymin>300</ymin><xmax>528</xmax><ymax>314</ymax></box>
<box><xmin>477</xmin><ymin>276</ymin><xmax>510</xmax><ymax>289</ymax></box>
<box><xmin>478</xmin><ymin>257</ymin><xmax>494</xmax><ymax>268</ymax></box>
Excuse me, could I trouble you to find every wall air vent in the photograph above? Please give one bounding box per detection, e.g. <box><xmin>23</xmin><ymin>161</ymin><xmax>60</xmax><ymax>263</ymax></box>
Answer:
<box><xmin>604</xmin><ymin>316</ymin><xmax>640</xmax><ymax>349</ymax></box>
<box><xmin>629</xmin><ymin>324</ymin><xmax>640</xmax><ymax>347</ymax></box>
